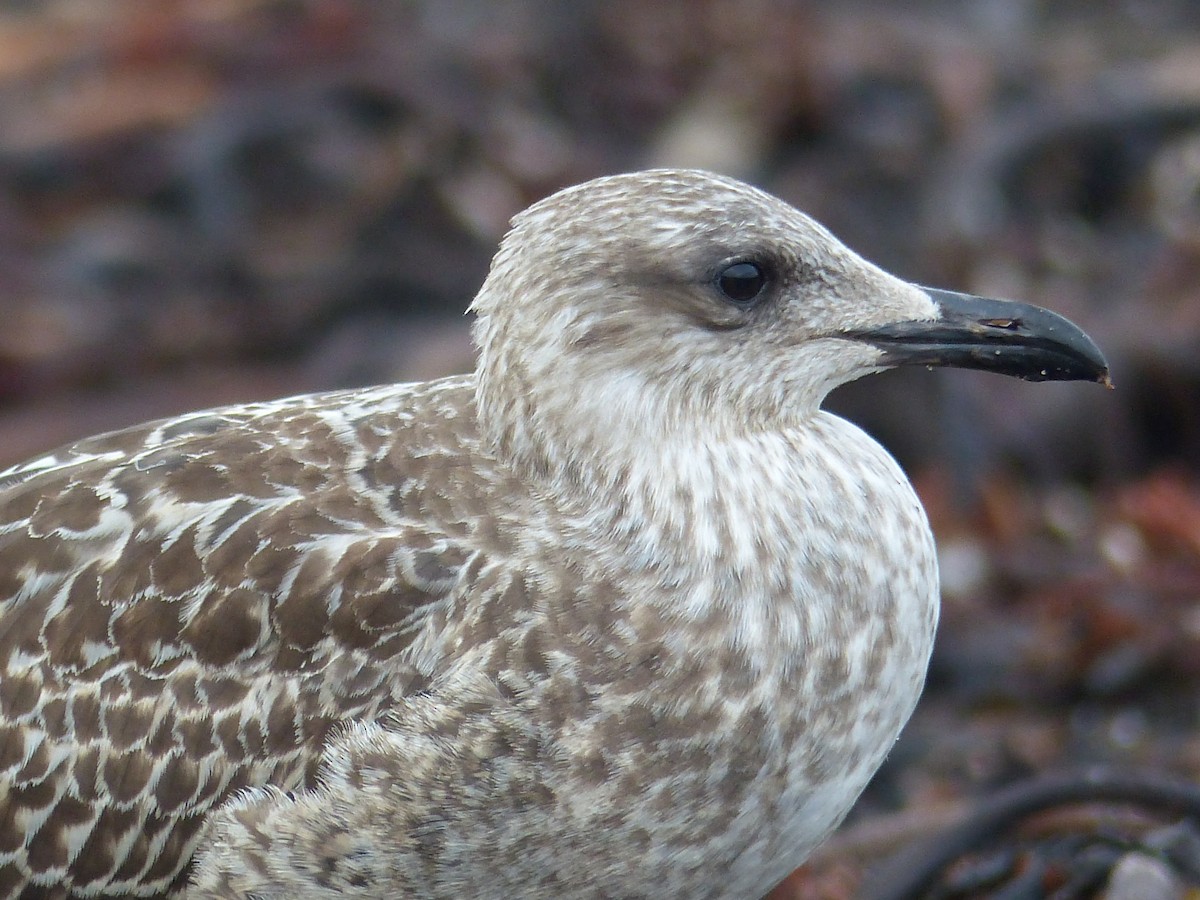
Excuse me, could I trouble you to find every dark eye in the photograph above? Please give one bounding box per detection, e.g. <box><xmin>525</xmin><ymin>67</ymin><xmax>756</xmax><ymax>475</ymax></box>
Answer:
<box><xmin>717</xmin><ymin>261</ymin><xmax>767</xmax><ymax>304</ymax></box>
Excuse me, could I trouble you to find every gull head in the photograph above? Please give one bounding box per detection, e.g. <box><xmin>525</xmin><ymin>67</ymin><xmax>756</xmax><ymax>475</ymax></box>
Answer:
<box><xmin>470</xmin><ymin>169</ymin><xmax>1108</xmax><ymax>473</ymax></box>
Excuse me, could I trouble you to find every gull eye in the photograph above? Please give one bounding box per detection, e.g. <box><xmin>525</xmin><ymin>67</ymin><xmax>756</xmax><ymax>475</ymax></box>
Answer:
<box><xmin>717</xmin><ymin>261</ymin><xmax>767</xmax><ymax>305</ymax></box>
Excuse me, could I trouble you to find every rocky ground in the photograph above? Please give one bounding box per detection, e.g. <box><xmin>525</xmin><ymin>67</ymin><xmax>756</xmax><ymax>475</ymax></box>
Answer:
<box><xmin>0</xmin><ymin>2</ymin><xmax>1198</xmax><ymax>896</ymax></box>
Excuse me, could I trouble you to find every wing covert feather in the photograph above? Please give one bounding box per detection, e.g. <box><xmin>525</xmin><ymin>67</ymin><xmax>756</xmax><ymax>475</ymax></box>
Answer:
<box><xmin>0</xmin><ymin>375</ymin><xmax>489</xmax><ymax>895</ymax></box>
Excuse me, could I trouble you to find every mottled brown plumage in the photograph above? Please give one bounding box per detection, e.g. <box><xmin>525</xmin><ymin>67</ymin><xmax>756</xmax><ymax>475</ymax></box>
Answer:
<box><xmin>0</xmin><ymin>170</ymin><xmax>1107</xmax><ymax>898</ymax></box>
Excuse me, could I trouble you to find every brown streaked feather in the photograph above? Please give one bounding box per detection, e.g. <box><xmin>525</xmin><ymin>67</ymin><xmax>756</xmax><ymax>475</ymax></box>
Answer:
<box><xmin>0</xmin><ymin>375</ymin><xmax>486</xmax><ymax>895</ymax></box>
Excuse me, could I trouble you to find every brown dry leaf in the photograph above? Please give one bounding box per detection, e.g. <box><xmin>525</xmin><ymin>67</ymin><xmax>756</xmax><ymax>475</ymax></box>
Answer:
<box><xmin>1117</xmin><ymin>470</ymin><xmax>1200</xmax><ymax>558</ymax></box>
<box><xmin>0</xmin><ymin>17</ymin><xmax>91</xmax><ymax>81</ymax></box>
<box><xmin>764</xmin><ymin>863</ymin><xmax>860</xmax><ymax>900</ymax></box>
<box><xmin>0</xmin><ymin>64</ymin><xmax>217</xmax><ymax>153</ymax></box>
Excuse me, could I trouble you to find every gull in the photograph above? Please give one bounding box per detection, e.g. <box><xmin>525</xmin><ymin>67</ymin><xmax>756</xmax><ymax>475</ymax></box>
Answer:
<box><xmin>0</xmin><ymin>169</ymin><xmax>1108</xmax><ymax>898</ymax></box>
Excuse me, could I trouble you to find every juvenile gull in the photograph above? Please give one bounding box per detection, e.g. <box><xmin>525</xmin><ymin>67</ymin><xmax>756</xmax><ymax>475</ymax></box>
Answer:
<box><xmin>0</xmin><ymin>169</ymin><xmax>1108</xmax><ymax>898</ymax></box>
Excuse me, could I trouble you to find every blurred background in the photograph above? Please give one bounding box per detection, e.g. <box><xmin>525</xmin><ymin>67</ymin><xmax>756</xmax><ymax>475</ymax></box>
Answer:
<box><xmin>0</xmin><ymin>1</ymin><xmax>1199</xmax><ymax>896</ymax></box>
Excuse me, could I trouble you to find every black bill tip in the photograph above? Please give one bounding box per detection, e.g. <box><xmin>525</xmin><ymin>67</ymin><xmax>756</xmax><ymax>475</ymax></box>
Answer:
<box><xmin>846</xmin><ymin>287</ymin><xmax>1112</xmax><ymax>387</ymax></box>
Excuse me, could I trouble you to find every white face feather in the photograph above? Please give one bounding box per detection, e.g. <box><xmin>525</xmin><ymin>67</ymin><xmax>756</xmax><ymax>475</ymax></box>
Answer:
<box><xmin>469</xmin><ymin>168</ymin><xmax>936</xmax><ymax>478</ymax></box>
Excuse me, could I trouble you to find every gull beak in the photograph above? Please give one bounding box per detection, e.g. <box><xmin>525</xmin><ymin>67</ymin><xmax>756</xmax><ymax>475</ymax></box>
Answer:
<box><xmin>846</xmin><ymin>288</ymin><xmax>1112</xmax><ymax>386</ymax></box>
